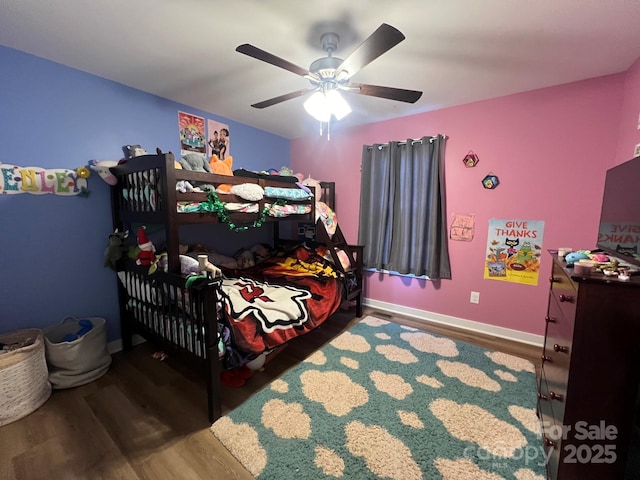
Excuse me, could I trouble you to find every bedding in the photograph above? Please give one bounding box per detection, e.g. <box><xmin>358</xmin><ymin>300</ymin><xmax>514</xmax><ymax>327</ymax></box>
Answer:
<box><xmin>218</xmin><ymin>245</ymin><xmax>342</xmax><ymax>355</ymax></box>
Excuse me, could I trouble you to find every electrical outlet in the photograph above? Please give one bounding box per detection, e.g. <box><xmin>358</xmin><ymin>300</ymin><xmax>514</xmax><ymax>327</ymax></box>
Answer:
<box><xmin>470</xmin><ymin>291</ymin><xmax>480</xmax><ymax>304</ymax></box>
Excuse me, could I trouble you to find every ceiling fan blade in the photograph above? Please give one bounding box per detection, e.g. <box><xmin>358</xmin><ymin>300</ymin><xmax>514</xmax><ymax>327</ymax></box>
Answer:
<box><xmin>336</xmin><ymin>24</ymin><xmax>406</xmax><ymax>79</ymax></box>
<box><xmin>236</xmin><ymin>44</ymin><xmax>309</xmax><ymax>77</ymax></box>
<box><xmin>251</xmin><ymin>89</ymin><xmax>315</xmax><ymax>109</ymax></box>
<box><xmin>348</xmin><ymin>83</ymin><xmax>423</xmax><ymax>103</ymax></box>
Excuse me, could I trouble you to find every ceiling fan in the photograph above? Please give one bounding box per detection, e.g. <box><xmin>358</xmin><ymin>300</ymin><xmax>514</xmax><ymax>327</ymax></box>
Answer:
<box><xmin>236</xmin><ymin>23</ymin><xmax>423</xmax><ymax>123</ymax></box>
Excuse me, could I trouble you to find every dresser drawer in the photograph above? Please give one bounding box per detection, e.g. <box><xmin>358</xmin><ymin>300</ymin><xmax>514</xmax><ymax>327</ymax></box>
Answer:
<box><xmin>538</xmin><ymin>368</ymin><xmax>556</xmax><ymax>428</ymax></box>
<box><xmin>542</xmin><ymin>295</ymin><xmax>573</xmax><ymax>371</ymax></box>
<box><xmin>549</xmin><ymin>262</ymin><xmax>578</xmax><ymax>322</ymax></box>
<box><xmin>538</xmin><ymin>369</ymin><xmax>562</xmax><ymax>479</ymax></box>
<box><xmin>540</xmin><ymin>359</ymin><xmax>568</xmax><ymax>424</ymax></box>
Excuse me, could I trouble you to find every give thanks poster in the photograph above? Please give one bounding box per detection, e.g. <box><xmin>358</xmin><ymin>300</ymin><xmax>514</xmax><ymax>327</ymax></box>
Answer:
<box><xmin>484</xmin><ymin>219</ymin><xmax>545</xmax><ymax>286</ymax></box>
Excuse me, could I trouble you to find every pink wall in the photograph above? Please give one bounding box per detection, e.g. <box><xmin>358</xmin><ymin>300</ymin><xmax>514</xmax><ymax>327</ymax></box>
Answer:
<box><xmin>291</xmin><ymin>73</ymin><xmax>626</xmax><ymax>336</ymax></box>
<box><xmin>615</xmin><ymin>57</ymin><xmax>640</xmax><ymax>166</ymax></box>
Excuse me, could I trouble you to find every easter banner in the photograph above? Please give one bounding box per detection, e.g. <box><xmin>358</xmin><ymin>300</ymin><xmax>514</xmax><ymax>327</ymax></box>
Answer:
<box><xmin>0</xmin><ymin>163</ymin><xmax>88</xmax><ymax>195</ymax></box>
<box><xmin>484</xmin><ymin>218</ymin><xmax>545</xmax><ymax>286</ymax></box>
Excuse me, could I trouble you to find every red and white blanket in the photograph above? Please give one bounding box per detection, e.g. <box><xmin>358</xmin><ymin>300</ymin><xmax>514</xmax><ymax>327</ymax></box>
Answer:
<box><xmin>219</xmin><ymin>246</ymin><xmax>342</xmax><ymax>354</ymax></box>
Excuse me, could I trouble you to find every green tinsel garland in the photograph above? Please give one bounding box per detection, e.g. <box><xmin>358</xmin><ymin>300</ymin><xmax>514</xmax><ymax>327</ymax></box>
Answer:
<box><xmin>201</xmin><ymin>190</ymin><xmax>285</xmax><ymax>232</ymax></box>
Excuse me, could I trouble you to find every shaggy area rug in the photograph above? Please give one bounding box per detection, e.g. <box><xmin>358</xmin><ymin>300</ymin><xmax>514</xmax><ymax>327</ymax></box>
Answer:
<box><xmin>211</xmin><ymin>316</ymin><xmax>546</xmax><ymax>479</ymax></box>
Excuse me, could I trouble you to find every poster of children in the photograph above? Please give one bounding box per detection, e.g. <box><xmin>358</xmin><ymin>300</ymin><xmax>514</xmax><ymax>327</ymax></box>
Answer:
<box><xmin>207</xmin><ymin>120</ymin><xmax>230</xmax><ymax>160</ymax></box>
<box><xmin>484</xmin><ymin>219</ymin><xmax>545</xmax><ymax>285</ymax></box>
<box><xmin>178</xmin><ymin>111</ymin><xmax>206</xmax><ymax>154</ymax></box>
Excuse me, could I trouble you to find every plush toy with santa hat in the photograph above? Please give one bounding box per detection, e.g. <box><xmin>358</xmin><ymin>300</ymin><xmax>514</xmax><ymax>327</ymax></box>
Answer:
<box><xmin>135</xmin><ymin>226</ymin><xmax>156</xmax><ymax>266</ymax></box>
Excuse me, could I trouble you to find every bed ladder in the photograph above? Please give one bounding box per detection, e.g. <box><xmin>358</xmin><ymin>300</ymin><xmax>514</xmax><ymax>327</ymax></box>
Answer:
<box><xmin>315</xmin><ymin>221</ymin><xmax>363</xmax><ymax>317</ymax></box>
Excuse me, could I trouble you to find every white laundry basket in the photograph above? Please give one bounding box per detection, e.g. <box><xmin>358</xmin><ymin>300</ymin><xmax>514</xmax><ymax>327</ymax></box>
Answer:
<box><xmin>43</xmin><ymin>317</ymin><xmax>112</xmax><ymax>389</ymax></box>
<box><xmin>0</xmin><ymin>329</ymin><xmax>52</xmax><ymax>427</ymax></box>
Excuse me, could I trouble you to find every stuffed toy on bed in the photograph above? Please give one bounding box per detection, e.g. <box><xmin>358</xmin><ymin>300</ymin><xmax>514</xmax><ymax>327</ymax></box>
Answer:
<box><xmin>177</xmin><ymin>153</ymin><xmax>216</xmax><ymax>191</ymax></box>
<box><xmin>179</xmin><ymin>153</ymin><xmax>212</xmax><ymax>173</ymax></box>
<box><xmin>135</xmin><ymin>226</ymin><xmax>156</xmax><ymax>266</ymax></box>
<box><xmin>209</xmin><ymin>154</ymin><xmax>234</xmax><ymax>193</ymax></box>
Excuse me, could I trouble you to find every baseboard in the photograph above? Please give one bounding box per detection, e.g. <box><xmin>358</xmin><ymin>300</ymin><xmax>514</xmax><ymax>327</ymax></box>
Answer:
<box><xmin>107</xmin><ymin>334</ymin><xmax>146</xmax><ymax>355</ymax></box>
<box><xmin>363</xmin><ymin>298</ymin><xmax>544</xmax><ymax>348</ymax></box>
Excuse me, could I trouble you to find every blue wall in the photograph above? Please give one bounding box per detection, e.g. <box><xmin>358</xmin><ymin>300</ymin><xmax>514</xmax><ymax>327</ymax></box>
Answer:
<box><xmin>0</xmin><ymin>45</ymin><xmax>290</xmax><ymax>341</ymax></box>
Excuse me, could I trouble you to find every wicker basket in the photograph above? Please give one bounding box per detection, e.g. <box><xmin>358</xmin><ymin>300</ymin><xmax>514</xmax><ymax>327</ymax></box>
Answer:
<box><xmin>0</xmin><ymin>329</ymin><xmax>52</xmax><ymax>427</ymax></box>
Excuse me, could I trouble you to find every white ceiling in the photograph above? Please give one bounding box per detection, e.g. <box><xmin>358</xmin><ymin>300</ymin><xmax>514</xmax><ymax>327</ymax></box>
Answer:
<box><xmin>2</xmin><ymin>0</ymin><xmax>640</xmax><ymax>139</ymax></box>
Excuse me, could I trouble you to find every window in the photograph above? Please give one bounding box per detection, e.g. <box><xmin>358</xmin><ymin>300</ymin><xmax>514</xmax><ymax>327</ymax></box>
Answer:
<box><xmin>358</xmin><ymin>135</ymin><xmax>451</xmax><ymax>279</ymax></box>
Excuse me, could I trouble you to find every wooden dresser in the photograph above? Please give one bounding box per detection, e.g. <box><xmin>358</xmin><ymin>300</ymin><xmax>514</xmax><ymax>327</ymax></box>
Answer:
<box><xmin>538</xmin><ymin>252</ymin><xmax>640</xmax><ymax>479</ymax></box>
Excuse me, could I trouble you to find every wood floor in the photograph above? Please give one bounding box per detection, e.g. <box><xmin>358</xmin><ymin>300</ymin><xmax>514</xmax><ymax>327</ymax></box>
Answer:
<box><xmin>0</xmin><ymin>307</ymin><xmax>541</xmax><ymax>480</ymax></box>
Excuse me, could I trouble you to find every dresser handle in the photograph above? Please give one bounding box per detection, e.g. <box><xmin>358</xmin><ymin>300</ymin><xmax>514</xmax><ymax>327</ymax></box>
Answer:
<box><xmin>538</xmin><ymin>393</ymin><xmax>548</xmax><ymax>401</ymax></box>
<box><xmin>558</xmin><ymin>294</ymin><xmax>573</xmax><ymax>303</ymax></box>
<box><xmin>550</xmin><ymin>391</ymin><xmax>564</xmax><ymax>401</ymax></box>
<box><xmin>541</xmin><ymin>355</ymin><xmax>552</xmax><ymax>362</ymax></box>
<box><xmin>553</xmin><ymin>344</ymin><xmax>569</xmax><ymax>353</ymax></box>
<box><xmin>543</xmin><ymin>436</ymin><xmax>556</xmax><ymax>448</ymax></box>
<box><xmin>545</xmin><ymin>316</ymin><xmax>557</xmax><ymax>323</ymax></box>
<box><xmin>549</xmin><ymin>276</ymin><xmax>558</xmax><ymax>283</ymax></box>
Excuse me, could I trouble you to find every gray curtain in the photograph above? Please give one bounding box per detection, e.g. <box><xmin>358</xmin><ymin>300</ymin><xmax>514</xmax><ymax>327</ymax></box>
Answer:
<box><xmin>358</xmin><ymin>135</ymin><xmax>451</xmax><ymax>279</ymax></box>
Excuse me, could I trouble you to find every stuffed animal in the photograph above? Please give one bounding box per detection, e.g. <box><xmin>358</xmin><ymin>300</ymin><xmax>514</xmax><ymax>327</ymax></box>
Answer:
<box><xmin>197</xmin><ymin>255</ymin><xmax>222</xmax><ymax>278</ymax></box>
<box><xmin>302</xmin><ymin>176</ymin><xmax>323</xmax><ymax>203</ymax></box>
<box><xmin>89</xmin><ymin>160</ymin><xmax>119</xmax><ymax>185</ymax></box>
<box><xmin>209</xmin><ymin>154</ymin><xmax>233</xmax><ymax>175</ymax></box>
<box><xmin>103</xmin><ymin>229</ymin><xmax>129</xmax><ymax>270</ymax></box>
<box><xmin>179</xmin><ymin>153</ymin><xmax>211</xmax><ymax>172</ymax></box>
<box><xmin>135</xmin><ymin>226</ymin><xmax>156</xmax><ymax>266</ymax></box>
<box><xmin>123</xmin><ymin>144</ymin><xmax>147</xmax><ymax>159</ymax></box>
<box><xmin>565</xmin><ymin>251</ymin><xmax>590</xmax><ymax>266</ymax></box>
<box><xmin>209</xmin><ymin>154</ymin><xmax>234</xmax><ymax>193</ymax></box>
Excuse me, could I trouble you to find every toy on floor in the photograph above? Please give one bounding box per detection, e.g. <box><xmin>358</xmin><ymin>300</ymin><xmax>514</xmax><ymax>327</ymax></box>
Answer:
<box><xmin>220</xmin><ymin>365</ymin><xmax>253</xmax><ymax>387</ymax></box>
<box><xmin>152</xmin><ymin>351</ymin><xmax>168</xmax><ymax>361</ymax></box>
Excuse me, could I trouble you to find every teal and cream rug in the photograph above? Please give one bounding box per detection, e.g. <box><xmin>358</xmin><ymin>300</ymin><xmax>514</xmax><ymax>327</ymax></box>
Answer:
<box><xmin>211</xmin><ymin>316</ymin><xmax>546</xmax><ymax>479</ymax></box>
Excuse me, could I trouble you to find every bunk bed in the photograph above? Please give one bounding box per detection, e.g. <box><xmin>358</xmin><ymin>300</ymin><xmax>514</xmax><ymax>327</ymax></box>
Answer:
<box><xmin>108</xmin><ymin>151</ymin><xmax>362</xmax><ymax>421</ymax></box>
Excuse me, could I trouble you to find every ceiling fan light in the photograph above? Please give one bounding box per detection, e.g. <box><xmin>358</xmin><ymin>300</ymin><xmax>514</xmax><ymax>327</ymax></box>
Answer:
<box><xmin>326</xmin><ymin>89</ymin><xmax>351</xmax><ymax>120</ymax></box>
<box><xmin>304</xmin><ymin>91</ymin><xmax>331</xmax><ymax>122</ymax></box>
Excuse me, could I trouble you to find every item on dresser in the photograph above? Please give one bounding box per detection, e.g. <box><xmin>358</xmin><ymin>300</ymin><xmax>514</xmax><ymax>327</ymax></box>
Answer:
<box><xmin>573</xmin><ymin>259</ymin><xmax>596</xmax><ymax>275</ymax></box>
<box><xmin>563</xmin><ymin>251</ymin><xmax>589</xmax><ymax>265</ymax></box>
<box><xmin>557</xmin><ymin>247</ymin><xmax>572</xmax><ymax>258</ymax></box>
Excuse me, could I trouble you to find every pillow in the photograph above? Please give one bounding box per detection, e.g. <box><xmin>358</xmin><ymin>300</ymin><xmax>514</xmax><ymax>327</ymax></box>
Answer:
<box><xmin>230</xmin><ymin>183</ymin><xmax>264</xmax><ymax>201</ymax></box>
<box><xmin>264</xmin><ymin>186</ymin><xmax>313</xmax><ymax>200</ymax></box>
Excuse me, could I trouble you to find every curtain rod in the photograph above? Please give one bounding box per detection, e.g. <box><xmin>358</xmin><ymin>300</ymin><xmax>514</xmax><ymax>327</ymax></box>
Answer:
<box><xmin>365</xmin><ymin>135</ymin><xmax>447</xmax><ymax>150</ymax></box>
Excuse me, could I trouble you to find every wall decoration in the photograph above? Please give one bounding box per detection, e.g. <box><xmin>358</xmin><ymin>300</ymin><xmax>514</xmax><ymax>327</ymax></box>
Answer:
<box><xmin>462</xmin><ymin>150</ymin><xmax>479</xmax><ymax>167</ymax></box>
<box><xmin>207</xmin><ymin>119</ymin><xmax>230</xmax><ymax>160</ymax></box>
<box><xmin>484</xmin><ymin>218</ymin><xmax>545</xmax><ymax>286</ymax></box>
<box><xmin>0</xmin><ymin>163</ymin><xmax>88</xmax><ymax>195</ymax></box>
<box><xmin>450</xmin><ymin>213</ymin><xmax>475</xmax><ymax>241</ymax></box>
<box><xmin>178</xmin><ymin>111</ymin><xmax>206</xmax><ymax>155</ymax></box>
<box><xmin>481</xmin><ymin>173</ymin><xmax>500</xmax><ymax>189</ymax></box>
